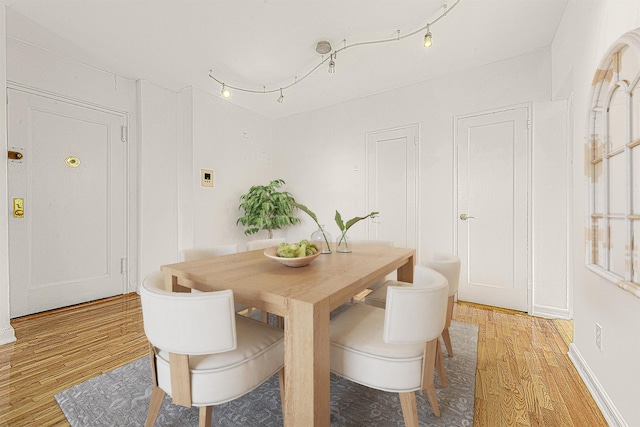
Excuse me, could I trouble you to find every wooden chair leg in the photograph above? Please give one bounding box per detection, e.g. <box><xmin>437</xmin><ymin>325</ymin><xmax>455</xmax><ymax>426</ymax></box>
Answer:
<box><xmin>443</xmin><ymin>296</ymin><xmax>454</xmax><ymax>356</ymax></box>
<box><xmin>278</xmin><ymin>368</ymin><xmax>286</xmax><ymax>406</ymax></box>
<box><xmin>442</xmin><ymin>327</ymin><xmax>453</xmax><ymax>357</ymax></box>
<box><xmin>399</xmin><ymin>392</ymin><xmax>419</xmax><ymax>427</ymax></box>
<box><xmin>145</xmin><ymin>386</ymin><xmax>166</xmax><ymax>427</ymax></box>
<box><xmin>277</xmin><ymin>315</ymin><xmax>284</xmax><ymax>329</ymax></box>
<box><xmin>436</xmin><ymin>339</ymin><xmax>447</xmax><ymax>387</ymax></box>
<box><xmin>198</xmin><ymin>406</ymin><xmax>213</xmax><ymax>427</ymax></box>
<box><xmin>421</xmin><ymin>338</ymin><xmax>441</xmax><ymax>417</ymax></box>
<box><xmin>262</xmin><ymin>310</ymin><xmax>269</xmax><ymax>323</ymax></box>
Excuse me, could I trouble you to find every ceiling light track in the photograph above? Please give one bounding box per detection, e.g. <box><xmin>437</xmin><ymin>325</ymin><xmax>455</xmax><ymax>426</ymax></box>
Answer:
<box><xmin>208</xmin><ymin>0</ymin><xmax>460</xmax><ymax>103</ymax></box>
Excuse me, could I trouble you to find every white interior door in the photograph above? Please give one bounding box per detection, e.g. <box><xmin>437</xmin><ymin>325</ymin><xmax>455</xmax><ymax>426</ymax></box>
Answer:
<box><xmin>8</xmin><ymin>89</ymin><xmax>127</xmax><ymax>318</ymax></box>
<box><xmin>366</xmin><ymin>125</ymin><xmax>418</xmax><ymax>249</ymax></box>
<box><xmin>456</xmin><ymin>107</ymin><xmax>529</xmax><ymax>312</ymax></box>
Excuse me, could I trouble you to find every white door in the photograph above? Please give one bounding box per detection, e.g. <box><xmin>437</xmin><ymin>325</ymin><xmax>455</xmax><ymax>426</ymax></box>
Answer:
<box><xmin>8</xmin><ymin>89</ymin><xmax>127</xmax><ymax>318</ymax></box>
<box><xmin>456</xmin><ymin>107</ymin><xmax>529</xmax><ymax>312</ymax></box>
<box><xmin>366</xmin><ymin>125</ymin><xmax>418</xmax><ymax>248</ymax></box>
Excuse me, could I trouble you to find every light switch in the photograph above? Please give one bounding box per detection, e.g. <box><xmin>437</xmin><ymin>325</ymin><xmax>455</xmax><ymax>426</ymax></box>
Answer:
<box><xmin>201</xmin><ymin>169</ymin><xmax>214</xmax><ymax>187</ymax></box>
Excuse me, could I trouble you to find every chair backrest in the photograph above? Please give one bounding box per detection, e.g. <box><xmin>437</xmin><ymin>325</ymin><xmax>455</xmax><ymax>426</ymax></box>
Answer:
<box><xmin>350</xmin><ymin>239</ymin><xmax>394</xmax><ymax>247</ymax></box>
<box><xmin>140</xmin><ymin>271</ymin><xmax>237</xmax><ymax>355</ymax></box>
<box><xmin>179</xmin><ymin>244</ymin><xmax>239</xmax><ymax>262</ymax></box>
<box><xmin>424</xmin><ymin>253</ymin><xmax>460</xmax><ymax>296</ymax></box>
<box><xmin>246</xmin><ymin>238</ymin><xmax>285</xmax><ymax>251</ymax></box>
<box><xmin>383</xmin><ymin>266</ymin><xmax>448</xmax><ymax>344</ymax></box>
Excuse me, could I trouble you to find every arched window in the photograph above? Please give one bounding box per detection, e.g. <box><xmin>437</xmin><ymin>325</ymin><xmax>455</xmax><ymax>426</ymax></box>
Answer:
<box><xmin>588</xmin><ymin>28</ymin><xmax>640</xmax><ymax>296</ymax></box>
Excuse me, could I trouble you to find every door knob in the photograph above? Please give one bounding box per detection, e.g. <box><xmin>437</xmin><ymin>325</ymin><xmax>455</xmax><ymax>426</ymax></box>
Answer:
<box><xmin>459</xmin><ymin>213</ymin><xmax>475</xmax><ymax>220</ymax></box>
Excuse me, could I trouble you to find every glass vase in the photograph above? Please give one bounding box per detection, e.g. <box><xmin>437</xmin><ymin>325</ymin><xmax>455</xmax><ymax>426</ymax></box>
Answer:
<box><xmin>336</xmin><ymin>232</ymin><xmax>352</xmax><ymax>253</ymax></box>
<box><xmin>311</xmin><ymin>225</ymin><xmax>332</xmax><ymax>254</ymax></box>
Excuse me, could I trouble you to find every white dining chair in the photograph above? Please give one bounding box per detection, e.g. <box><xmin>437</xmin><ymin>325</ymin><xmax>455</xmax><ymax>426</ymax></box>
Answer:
<box><xmin>179</xmin><ymin>244</ymin><xmax>239</xmax><ymax>261</ymax></box>
<box><xmin>246</xmin><ymin>238</ymin><xmax>285</xmax><ymax>251</ymax></box>
<box><xmin>140</xmin><ymin>271</ymin><xmax>285</xmax><ymax>427</ymax></box>
<box><xmin>365</xmin><ymin>253</ymin><xmax>461</xmax><ymax>357</ymax></box>
<box><xmin>330</xmin><ymin>266</ymin><xmax>449</xmax><ymax>423</ymax></box>
<box><xmin>178</xmin><ymin>244</ymin><xmax>252</xmax><ymax>316</ymax></box>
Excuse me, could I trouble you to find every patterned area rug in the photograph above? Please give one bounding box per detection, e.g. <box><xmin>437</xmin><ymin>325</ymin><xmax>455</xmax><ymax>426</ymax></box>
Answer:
<box><xmin>56</xmin><ymin>320</ymin><xmax>477</xmax><ymax>426</ymax></box>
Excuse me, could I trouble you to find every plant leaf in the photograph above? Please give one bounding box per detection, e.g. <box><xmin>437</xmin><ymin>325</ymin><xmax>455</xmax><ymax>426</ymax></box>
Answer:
<box><xmin>335</xmin><ymin>210</ymin><xmax>345</xmax><ymax>232</ymax></box>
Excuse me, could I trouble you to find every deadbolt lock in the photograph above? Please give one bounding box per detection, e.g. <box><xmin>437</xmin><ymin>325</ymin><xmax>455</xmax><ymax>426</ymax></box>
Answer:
<box><xmin>8</xmin><ymin>150</ymin><xmax>23</xmax><ymax>160</ymax></box>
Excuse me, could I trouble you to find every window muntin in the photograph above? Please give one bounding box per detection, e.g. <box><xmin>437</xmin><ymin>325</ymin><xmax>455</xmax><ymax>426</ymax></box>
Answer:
<box><xmin>588</xmin><ymin>32</ymin><xmax>640</xmax><ymax>295</ymax></box>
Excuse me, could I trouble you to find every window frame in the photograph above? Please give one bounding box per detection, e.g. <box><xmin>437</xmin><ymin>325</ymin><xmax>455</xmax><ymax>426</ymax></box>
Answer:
<box><xmin>587</xmin><ymin>29</ymin><xmax>640</xmax><ymax>297</ymax></box>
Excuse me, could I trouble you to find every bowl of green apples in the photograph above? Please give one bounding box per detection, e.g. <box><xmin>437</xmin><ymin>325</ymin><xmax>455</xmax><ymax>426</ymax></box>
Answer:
<box><xmin>264</xmin><ymin>240</ymin><xmax>322</xmax><ymax>267</ymax></box>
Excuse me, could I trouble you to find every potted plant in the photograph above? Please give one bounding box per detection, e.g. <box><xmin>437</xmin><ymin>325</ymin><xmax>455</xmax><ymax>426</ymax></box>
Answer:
<box><xmin>335</xmin><ymin>210</ymin><xmax>379</xmax><ymax>253</ymax></box>
<box><xmin>237</xmin><ymin>179</ymin><xmax>300</xmax><ymax>238</ymax></box>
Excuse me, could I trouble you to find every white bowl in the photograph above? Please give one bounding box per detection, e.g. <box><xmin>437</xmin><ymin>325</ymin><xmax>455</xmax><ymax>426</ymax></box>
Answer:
<box><xmin>263</xmin><ymin>245</ymin><xmax>322</xmax><ymax>268</ymax></box>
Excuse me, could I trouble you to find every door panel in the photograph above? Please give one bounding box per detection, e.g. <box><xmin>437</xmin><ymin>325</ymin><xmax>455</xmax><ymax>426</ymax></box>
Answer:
<box><xmin>366</xmin><ymin>126</ymin><xmax>418</xmax><ymax>249</ymax></box>
<box><xmin>8</xmin><ymin>89</ymin><xmax>126</xmax><ymax>317</ymax></box>
<box><xmin>456</xmin><ymin>108</ymin><xmax>529</xmax><ymax>311</ymax></box>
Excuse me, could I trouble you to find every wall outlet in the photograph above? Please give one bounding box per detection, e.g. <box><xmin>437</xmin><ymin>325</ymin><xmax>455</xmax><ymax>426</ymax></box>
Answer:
<box><xmin>595</xmin><ymin>323</ymin><xmax>603</xmax><ymax>351</ymax></box>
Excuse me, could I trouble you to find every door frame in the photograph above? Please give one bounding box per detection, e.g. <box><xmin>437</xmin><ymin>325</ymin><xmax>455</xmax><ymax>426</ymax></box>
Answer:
<box><xmin>365</xmin><ymin>123</ymin><xmax>419</xmax><ymax>253</ymax></box>
<box><xmin>6</xmin><ymin>82</ymin><xmax>138</xmax><ymax>299</ymax></box>
<box><xmin>453</xmin><ymin>103</ymin><xmax>533</xmax><ymax>314</ymax></box>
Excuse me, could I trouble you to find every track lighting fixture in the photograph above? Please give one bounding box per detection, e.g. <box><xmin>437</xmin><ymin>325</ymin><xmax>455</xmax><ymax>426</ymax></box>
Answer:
<box><xmin>208</xmin><ymin>1</ymin><xmax>458</xmax><ymax>103</ymax></box>
<box><xmin>221</xmin><ymin>83</ymin><xmax>231</xmax><ymax>98</ymax></box>
<box><xmin>424</xmin><ymin>24</ymin><xmax>433</xmax><ymax>47</ymax></box>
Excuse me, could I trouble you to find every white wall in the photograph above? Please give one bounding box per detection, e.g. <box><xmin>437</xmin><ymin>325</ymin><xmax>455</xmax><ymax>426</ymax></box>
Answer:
<box><xmin>137</xmin><ymin>80</ymin><xmax>179</xmax><ymax>283</ymax></box>
<box><xmin>274</xmin><ymin>49</ymin><xmax>570</xmax><ymax>316</ymax></box>
<box><xmin>189</xmin><ymin>88</ymin><xmax>273</xmax><ymax>250</ymax></box>
<box><xmin>552</xmin><ymin>1</ymin><xmax>640</xmax><ymax>425</ymax></box>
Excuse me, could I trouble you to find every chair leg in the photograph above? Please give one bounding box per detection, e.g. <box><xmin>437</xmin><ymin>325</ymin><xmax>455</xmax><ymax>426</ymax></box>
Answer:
<box><xmin>145</xmin><ymin>386</ymin><xmax>166</xmax><ymax>427</ymax></box>
<box><xmin>262</xmin><ymin>310</ymin><xmax>269</xmax><ymax>323</ymax></box>
<box><xmin>436</xmin><ymin>339</ymin><xmax>447</xmax><ymax>388</ymax></box>
<box><xmin>278</xmin><ymin>367</ymin><xmax>286</xmax><ymax>406</ymax></box>
<box><xmin>399</xmin><ymin>392</ymin><xmax>419</xmax><ymax>427</ymax></box>
<box><xmin>277</xmin><ymin>315</ymin><xmax>284</xmax><ymax>328</ymax></box>
<box><xmin>421</xmin><ymin>339</ymin><xmax>441</xmax><ymax>417</ymax></box>
<box><xmin>442</xmin><ymin>327</ymin><xmax>453</xmax><ymax>357</ymax></box>
<box><xmin>198</xmin><ymin>406</ymin><xmax>213</xmax><ymax>427</ymax></box>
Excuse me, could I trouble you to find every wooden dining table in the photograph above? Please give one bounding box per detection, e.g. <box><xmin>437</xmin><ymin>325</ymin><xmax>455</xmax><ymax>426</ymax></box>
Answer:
<box><xmin>161</xmin><ymin>244</ymin><xmax>416</xmax><ymax>426</ymax></box>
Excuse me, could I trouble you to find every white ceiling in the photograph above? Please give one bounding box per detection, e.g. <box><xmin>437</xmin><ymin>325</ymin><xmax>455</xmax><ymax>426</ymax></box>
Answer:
<box><xmin>3</xmin><ymin>0</ymin><xmax>568</xmax><ymax>119</ymax></box>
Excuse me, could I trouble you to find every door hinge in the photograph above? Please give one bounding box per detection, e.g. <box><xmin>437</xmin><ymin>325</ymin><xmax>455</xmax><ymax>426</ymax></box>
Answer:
<box><xmin>121</xmin><ymin>125</ymin><xmax>128</xmax><ymax>143</ymax></box>
<box><xmin>414</xmin><ymin>135</ymin><xmax>418</xmax><ymax>145</ymax></box>
<box><xmin>120</xmin><ymin>257</ymin><xmax>127</xmax><ymax>274</ymax></box>
<box><xmin>527</xmin><ymin>119</ymin><xmax>531</xmax><ymax>129</ymax></box>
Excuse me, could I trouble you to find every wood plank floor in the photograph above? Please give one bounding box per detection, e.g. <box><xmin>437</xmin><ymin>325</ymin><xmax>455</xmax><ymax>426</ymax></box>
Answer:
<box><xmin>0</xmin><ymin>295</ymin><xmax>606</xmax><ymax>426</ymax></box>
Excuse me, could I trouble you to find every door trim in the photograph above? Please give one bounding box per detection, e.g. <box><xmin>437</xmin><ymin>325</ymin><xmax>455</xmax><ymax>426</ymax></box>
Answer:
<box><xmin>6</xmin><ymin>83</ymin><xmax>137</xmax><ymax>297</ymax></box>
<box><xmin>453</xmin><ymin>103</ymin><xmax>533</xmax><ymax>314</ymax></box>
<box><xmin>365</xmin><ymin>123</ymin><xmax>419</xmax><ymax>253</ymax></box>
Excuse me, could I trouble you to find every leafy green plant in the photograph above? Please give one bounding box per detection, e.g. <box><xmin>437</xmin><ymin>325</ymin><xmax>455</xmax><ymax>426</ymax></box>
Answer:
<box><xmin>335</xmin><ymin>210</ymin><xmax>379</xmax><ymax>249</ymax></box>
<box><xmin>237</xmin><ymin>179</ymin><xmax>300</xmax><ymax>238</ymax></box>
<box><xmin>294</xmin><ymin>202</ymin><xmax>331</xmax><ymax>252</ymax></box>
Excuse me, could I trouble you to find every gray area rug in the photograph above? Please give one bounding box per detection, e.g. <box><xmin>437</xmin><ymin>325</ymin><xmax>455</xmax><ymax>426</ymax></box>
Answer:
<box><xmin>56</xmin><ymin>319</ymin><xmax>477</xmax><ymax>426</ymax></box>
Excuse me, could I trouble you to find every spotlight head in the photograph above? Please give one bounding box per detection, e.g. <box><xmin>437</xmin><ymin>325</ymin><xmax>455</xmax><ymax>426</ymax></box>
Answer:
<box><xmin>423</xmin><ymin>31</ymin><xmax>432</xmax><ymax>48</ymax></box>
<box><xmin>277</xmin><ymin>89</ymin><xmax>284</xmax><ymax>103</ymax></box>
<box><xmin>221</xmin><ymin>84</ymin><xmax>231</xmax><ymax>98</ymax></box>
<box><xmin>328</xmin><ymin>54</ymin><xmax>336</xmax><ymax>73</ymax></box>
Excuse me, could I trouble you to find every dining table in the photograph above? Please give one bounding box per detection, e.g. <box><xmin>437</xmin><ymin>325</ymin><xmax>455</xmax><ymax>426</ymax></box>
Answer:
<box><xmin>161</xmin><ymin>244</ymin><xmax>416</xmax><ymax>426</ymax></box>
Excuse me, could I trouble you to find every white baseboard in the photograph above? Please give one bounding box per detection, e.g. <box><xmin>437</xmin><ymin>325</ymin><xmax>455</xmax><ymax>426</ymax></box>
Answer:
<box><xmin>0</xmin><ymin>324</ymin><xmax>16</xmax><ymax>345</ymax></box>
<box><xmin>531</xmin><ymin>303</ymin><xmax>570</xmax><ymax>319</ymax></box>
<box><xmin>568</xmin><ymin>343</ymin><xmax>627</xmax><ymax>426</ymax></box>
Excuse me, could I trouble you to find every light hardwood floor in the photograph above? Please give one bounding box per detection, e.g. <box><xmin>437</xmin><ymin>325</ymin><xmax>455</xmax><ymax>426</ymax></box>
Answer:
<box><xmin>0</xmin><ymin>295</ymin><xmax>606</xmax><ymax>426</ymax></box>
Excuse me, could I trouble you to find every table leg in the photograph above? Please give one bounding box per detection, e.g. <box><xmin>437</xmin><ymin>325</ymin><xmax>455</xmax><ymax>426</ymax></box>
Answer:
<box><xmin>397</xmin><ymin>253</ymin><xmax>415</xmax><ymax>283</ymax></box>
<box><xmin>283</xmin><ymin>298</ymin><xmax>331</xmax><ymax>426</ymax></box>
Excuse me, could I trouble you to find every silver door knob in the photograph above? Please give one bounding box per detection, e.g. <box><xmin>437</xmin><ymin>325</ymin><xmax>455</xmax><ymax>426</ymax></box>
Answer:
<box><xmin>459</xmin><ymin>213</ymin><xmax>475</xmax><ymax>220</ymax></box>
